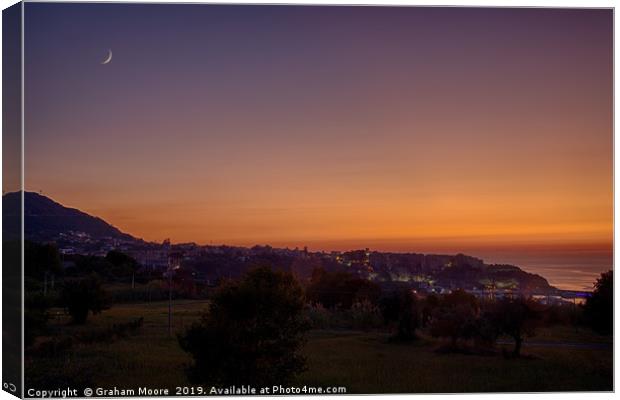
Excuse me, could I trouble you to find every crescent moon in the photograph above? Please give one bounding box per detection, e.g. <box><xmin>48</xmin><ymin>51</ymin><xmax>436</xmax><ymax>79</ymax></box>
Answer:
<box><xmin>101</xmin><ymin>49</ymin><xmax>112</xmax><ymax>65</ymax></box>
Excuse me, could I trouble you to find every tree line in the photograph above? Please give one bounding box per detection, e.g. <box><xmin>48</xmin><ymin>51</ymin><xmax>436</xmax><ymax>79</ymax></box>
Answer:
<box><xmin>178</xmin><ymin>266</ymin><xmax>612</xmax><ymax>386</ymax></box>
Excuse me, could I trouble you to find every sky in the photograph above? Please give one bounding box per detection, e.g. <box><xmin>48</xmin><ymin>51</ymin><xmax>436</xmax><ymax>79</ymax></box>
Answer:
<box><xmin>22</xmin><ymin>4</ymin><xmax>612</xmax><ymax>273</ymax></box>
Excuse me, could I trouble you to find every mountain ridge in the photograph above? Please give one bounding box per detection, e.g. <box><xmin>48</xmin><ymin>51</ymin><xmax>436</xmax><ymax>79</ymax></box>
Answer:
<box><xmin>3</xmin><ymin>191</ymin><xmax>136</xmax><ymax>242</ymax></box>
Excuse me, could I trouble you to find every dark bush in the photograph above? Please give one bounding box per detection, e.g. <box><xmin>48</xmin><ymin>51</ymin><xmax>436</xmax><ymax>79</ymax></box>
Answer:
<box><xmin>429</xmin><ymin>290</ymin><xmax>479</xmax><ymax>349</ymax></box>
<box><xmin>543</xmin><ymin>302</ymin><xmax>582</xmax><ymax>326</ymax></box>
<box><xmin>421</xmin><ymin>293</ymin><xmax>439</xmax><ymax>327</ymax></box>
<box><xmin>306</xmin><ymin>268</ymin><xmax>381</xmax><ymax>309</ymax></box>
<box><xmin>471</xmin><ymin>310</ymin><xmax>500</xmax><ymax>349</ymax></box>
<box><xmin>105</xmin><ymin>250</ymin><xmax>140</xmax><ymax>279</ymax></box>
<box><xmin>380</xmin><ymin>289</ymin><xmax>420</xmax><ymax>341</ymax></box>
<box><xmin>305</xmin><ymin>301</ymin><xmax>383</xmax><ymax>331</ymax></box>
<box><xmin>24</xmin><ymin>241</ymin><xmax>62</xmax><ymax>279</ymax></box>
<box><xmin>178</xmin><ymin>266</ymin><xmax>308</xmax><ymax>386</ymax></box>
<box><xmin>584</xmin><ymin>270</ymin><xmax>612</xmax><ymax>335</ymax></box>
<box><xmin>60</xmin><ymin>275</ymin><xmax>108</xmax><ymax>324</ymax></box>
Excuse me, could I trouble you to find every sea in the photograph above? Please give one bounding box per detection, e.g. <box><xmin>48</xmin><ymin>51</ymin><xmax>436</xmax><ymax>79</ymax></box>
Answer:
<box><xmin>472</xmin><ymin>248</ymin><xmax>613</xmax><ymax>292</ymax></box>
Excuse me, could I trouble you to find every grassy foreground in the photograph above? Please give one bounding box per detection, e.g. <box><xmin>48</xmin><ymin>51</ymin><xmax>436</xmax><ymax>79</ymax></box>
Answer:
<box><xmin>26</xmin><ymin>300</ymin><xmax>612</xmax><ymax>393</ymax></box>
<box><xmin>299</xmin><ymin>331</ymin><xmax>612</xmax><ymax>393</ymax></box>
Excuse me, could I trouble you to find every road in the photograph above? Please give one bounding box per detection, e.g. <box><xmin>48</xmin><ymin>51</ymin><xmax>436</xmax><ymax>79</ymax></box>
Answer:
<box><xmin>497</xmin><ymin>340</ymin><xmax>612</xmax><ymax>350</ymax></box>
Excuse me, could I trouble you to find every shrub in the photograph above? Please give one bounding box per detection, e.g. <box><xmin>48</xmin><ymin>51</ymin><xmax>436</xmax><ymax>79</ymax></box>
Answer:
<box><xmin>105</xmin><ymin>250</ymin><xmax>139</xmax><ymax>278</ymax></box>
<box><xmin>24</xmin><ymin>241</ymin><xmax>62</xmax><ymax>279</ymax></box>
<box><xmin>305</xmin><ymin>303</ymin><xmax>332</xmax><ymax>330</ymax></box>
<box><xmin>306</xmin><ymin>268</ymin><xmax>381</xmax><ymax>309</ymax></box>
<box><xmin>421</xmin><ymin>293</ymin><xmax>439</xmax><ymax>327</ymax></box>
<box><xmin>305</xmin><ymin>301</ymin><xmax>383</xmax><ymax>331</ymax></box>
<box><xmin>471</xmin><ymin>311</ymin><xmax>500</xmax><ymax>349</ymax></box>
<box><xmin>350</xmin><ymin>300</ymin><xmax>383</xmax><ymax>331</ymax></box>
<box><xmin>543</xmin><ymin>302</ymin><xmax>581</xmax><ymax>326</ymax></box>
<box><xmin>584</xmin><ymin>270</ymin><xmax>612</xmax><ymax>334</ymax></box>
<box><xmin>429</xmin><ymin>290</ymin><xmax>479</xmax><ymax>348</ymax></box>
<box><xmin>380</xmin><ymin>289</ymin><xmax>420</xmax><ymax>341</ymax></box>
<box><xmin>178</xmin><ymin>267</ymin><xmax>309</xmax><ymax>386</ymax></box>
<box><xmin>60</xmin><ymin>275</ymin><xmax>108</xmax><ymax>324</ymax></box>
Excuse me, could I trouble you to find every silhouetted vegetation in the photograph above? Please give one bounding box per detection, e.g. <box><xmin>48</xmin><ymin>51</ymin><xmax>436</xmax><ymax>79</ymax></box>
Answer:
<box><xmin>306</xmin><ymin>268</ymin><xmax>381</xmax><ymax>309</ymax></box>
<box><xmin>584</xmin><ymin>270</ymin><xmax>613</xmax><ymax>335</ymax></box>
<box><xmin>24</xmin><ymin>241</ymin><xmax>62</xmax><ymax>294</ymax></box>
<box><xmin>489</xmin><ymin>297</ymin><xmax>541</xmax><ymax>357</ymax></box>
<box><xmin>60</xmin><ymin>275</ymin><xmax>108</xmax><ymax>324</ymax></box>
<box><xmin>24</xmin><ymin>241</ymin><xmax>62</xmax><ymax>279</ymax></box>
<box><xmin>21</xmin><ymin>232</ymin><xmax>611</xmax><ymax>392</ymax></box>
<box><xmin>429</xmin><ymin>290</ymin><xmax>479</xmax><ymax>349</ymax></box>
<box><xmin>542</xmin><ymin>301</ymin><xmax>582</xmax><ymax>327</ymax></box>
<box><xmin>380</xmin><ymin>289</ymin><xmax>420</xmax><ymax>341</ymax></box>
<box><xmin>25</xmin><ymin>293</ymin><xmax>52</xmax><ymax>346</ymax></box>
<box><xmin>421</xmin><ymin>293</ymin><xmax>440</xmax><ymax>327</ymax></box>
<box><xmin>178</xmin><ymin>267</ymin><xmax>309</xmax><ymax>386</ymax></box>
<box><xmin>74</xmin><ymin>317</ymin><xmax>144</xmax><ymax>344</ymax></box>
<box><xmin>105</xmin><ymin>250</ymin><xmax>140</xmax><ymax>279</ymax></box>
<box><xmin>305</xmin><ymin>301</ymin><xmax>383</xmax><ymax>331</ymax></box>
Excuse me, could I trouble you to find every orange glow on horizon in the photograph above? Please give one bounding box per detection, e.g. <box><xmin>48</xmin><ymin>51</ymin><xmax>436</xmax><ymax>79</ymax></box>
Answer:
<box><xmin>22</xmin><ymin>6</ymin><xmax>612</xmax><ymax>258</ymax></box>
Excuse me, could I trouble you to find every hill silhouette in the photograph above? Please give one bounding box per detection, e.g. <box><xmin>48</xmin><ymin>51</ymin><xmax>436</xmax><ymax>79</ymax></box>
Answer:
<box><xmin>3</xmin><ymin>191</ymin><xmax>135</xmax><ymax>242</ymax></box>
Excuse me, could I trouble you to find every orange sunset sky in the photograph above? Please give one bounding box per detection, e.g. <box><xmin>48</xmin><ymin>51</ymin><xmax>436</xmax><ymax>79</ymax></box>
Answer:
<box><xmin>19</xmin><ymin>6</ymin><xmax>612</xmax><ymax>254</ymax></box>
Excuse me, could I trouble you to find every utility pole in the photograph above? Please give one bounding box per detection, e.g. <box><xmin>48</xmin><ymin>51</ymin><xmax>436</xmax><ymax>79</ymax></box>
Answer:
<box><xmin>168</xmin><ymin>270</ymin><xmax>172</xmax><ymax>336</ymax></box>
<box><xmin>167</xmin><ymin>252</ymin><xmax>181</xmax><ymax>336</ymax></box>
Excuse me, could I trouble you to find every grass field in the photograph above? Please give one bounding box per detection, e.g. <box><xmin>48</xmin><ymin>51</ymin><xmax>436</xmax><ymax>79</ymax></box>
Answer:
<box><xmin>300</xmin><ymin>331</ymin><xmax>612</xmax><ymax>393</ymax></box>
<box><xmin>26</xmin><ymin>300</ymin><xmax>613</xmax><ymax>393</ymax></box>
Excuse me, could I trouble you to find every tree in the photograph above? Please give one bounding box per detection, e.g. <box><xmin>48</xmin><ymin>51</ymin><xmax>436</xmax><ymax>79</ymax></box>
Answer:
<box><xmin>380</xmin><ymin>289</ymin><xmax>420</xmax><ymax>341</ymax></box>
<box><xmin>72</xmin><ymin>255</ymin><xmax>114</xmax><ymax>278</ymax></box>
<box><xmin>490</xmin><ymin>297</ymin><xmax>541</xmax><ymax>357</ymax></box>
<box><xmin>60</xmin><ymin>275</ymin><xmax>108</xmax><ymax>324</ymax></box>
<box><xmin>421</xmin><ymin>293</ymin><xmax>439</xmax><ymax>328</ymax></box>
<box><xmin>306</xmin><ymin>268</ymin><xmax>381</xmax><ymax>309</ymax></box>
<box><xmin>584</xmin><ymin>270</ymin><xmax>612</xmax><ymax>334</ymax></box>
<box><xmin>472</xmin><ymin>309</ymin><xmax>500</xmax><ymax>349</ymax></box>
<box><xmin>25</xmin><ymin>241</ymin><xmax>62</xmax><ymax>279</ymax></box>
<box><xmin>429</xmin><ymin>290</ymin><xmax>479</xmax><ymax>348</ymax></box>
<box><xmin>105</xmin><ymin>250</ymin><xmax>140</xmax><ymax>279</ymax></box>
<box><xmin>178</xmin><ymin>266</ymin><xmax>309</xmax><ymax>386</ymax></box>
